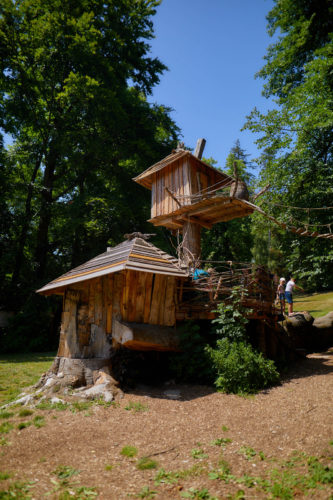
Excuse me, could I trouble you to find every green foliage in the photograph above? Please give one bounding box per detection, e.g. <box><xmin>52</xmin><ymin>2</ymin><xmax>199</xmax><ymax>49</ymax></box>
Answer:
<box><xmin>181</xmin><ymin>488</ymin><xmax>218</xmax><ymax>499</ymax></box>
<box><xmin>17</xmin><ymin>421</ymin><xmax>32</xmax><ymax>430</ymax></box>
<box><xmin>124</xmin><ymin>401</ymin><xmax>148</xmax><ymax>413</ymax></box>
<box><xmin>0</xmin><ymin>352</ymin><xmax>55</xmax><ymax>405</ymax></box>
<box><xmin>244</xmin><ymin>0</ymin><xmax>333</xmax><ymax>290</ymax></box>
<box><xmin>211</xmin><ymin>287</ymin><xmax>249</xmax><ymax>342</ymax></box>
<box><xmin>0</xmin><ymin>0</ymin><xmax>179</xmax><ymax>351</ymax></box>
<box><xmin>121</xmin><ymin>446</ymin><xmax>138</xmax><ymax>458</ymax></box>
<box><xmin>211</xmin><ymin>438</ymin><xmax>232</xmax><ymax>448</ymax></box>
<box><xmin>0</xmin><ymin>473</ymin><xmax>11</xmax><ymax>481</ymax></box>
<box><xmin>135</xmin><ymin>486</ymin><xmax>157</xmax><ymax>499</ymax></box>
<box><xmin>0</xmin><ymin>480</ymin><xmax>35</xmax><ymax>499</ymax></box>
<box><xmin>0</xmin><ymin>412</ymin><xmax>14</xmax><ymax>420</ymax></box>
<box><xmin>33</xmin><ymin>415</ymin><xmax>45</xmax><ymax>428</ymax></box>
<box><xmin>201</xmin><ymin>140</ymin><xmax>254</xmax><ymax>264</ymax></box>
<box><xmin>70</xmin><ymin>402</ymin><xmax>93</xmax><ymax>413</ymax></box>
<box><xmin>36</xmin><ymin>401</ymin><xmax>68</xmax><ymax>411</ymax></box>
<box><xmin>136</xmin><ymin>457</ymin><xmax>158</xmax><ymax>470</ymax></box>
<box><xmin>154</xmin><ymin>464</ymin><xmax>205</xmax><ymax>485</ymax></box>
<box><xmin>191</xmin><ymin>448</ymin><xmax>208</xmax><ymax>460</ymax></box>
<box><xmin>238</xmin><ymin>446</ymin><xmax>257</xmax><ymax>461</ymax></box>
<box><xmin>18</xmin><ymin>409</ymin><xmax>33</xmax><ymax>418</ymax></box>
<box><xmin>207</xmin><ymin>338</ymin><xmax>280</xmax><ymax>394</ymax></box>
<box><xmin>207</xmin><ymin>289</ymin><xmax>279</xmax><ymax>394</ymax></box>
<box><xmin>53</xmin><ymin>466</ymin><xmax>80</xmax><ymax>480</ymax></box>
<box><xmin>0</xmin><ymin>422</ymin><xmax>14</xmax><ymax>434</ymax></box>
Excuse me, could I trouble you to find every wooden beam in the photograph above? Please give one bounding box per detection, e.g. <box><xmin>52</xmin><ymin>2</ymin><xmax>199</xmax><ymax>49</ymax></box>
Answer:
<box><xmin>189</xmin><ymin>200</ymin><xmax>232</xmax><ymax>217</ymax></box>
<box><xmin>150</xmin><ymin>217</ymin><xmax>183</xmax><ymax>229</ymax></box>
<box><xmin>165</xmin><ymin>186</ymin><xmax>182</xmax><ymax>207</ymax></box>
<box><xmin>194</xmin><ymin>138</ymin><xmax>206</xmax><ymax>159</ymax></box>
<box><xmin>176</xmin><ymin>215</ymin><xmax>212</xmax><ymax>229</ymax></box>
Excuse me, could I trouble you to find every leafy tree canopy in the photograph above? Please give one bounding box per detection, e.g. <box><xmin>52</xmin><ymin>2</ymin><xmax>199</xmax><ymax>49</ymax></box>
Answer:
<box><xmin>243</xmin><ymin>0</ymin><xmax>333</xmax><ymax>290</ymax></box>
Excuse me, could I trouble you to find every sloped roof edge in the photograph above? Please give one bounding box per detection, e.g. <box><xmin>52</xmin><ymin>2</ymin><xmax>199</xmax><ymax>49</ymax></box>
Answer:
<box><xmin>37</xmin><ymin>238</ymin><xmax>187</xmax><ymax>295</ymax></box>
<box><xmin>133</xmin><ymin>150</ymin><xmax>231</xmax><ymax>189</ymax></box>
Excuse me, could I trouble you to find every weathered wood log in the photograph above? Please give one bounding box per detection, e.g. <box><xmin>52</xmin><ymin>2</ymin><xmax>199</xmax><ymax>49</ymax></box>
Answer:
<box><xmin>113</xmin><ymin>319</ymin><xmax>181</xmax><ymax>351</ymax></box>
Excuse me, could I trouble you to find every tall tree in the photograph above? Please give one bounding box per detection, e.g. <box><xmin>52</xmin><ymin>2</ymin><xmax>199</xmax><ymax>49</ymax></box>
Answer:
<box><xmin>244</xmin><ymin>0</ymin><xmax>333</xmax><ymax>289</ymax></box>
<box><xmin>0</xmin><ymin>0</ymin><xmax>179</xmax><ymax>351</ymax></box>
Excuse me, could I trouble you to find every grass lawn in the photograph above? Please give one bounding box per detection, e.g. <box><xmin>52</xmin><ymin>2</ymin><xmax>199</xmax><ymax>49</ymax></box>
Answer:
<box><xmin>0</xmin><ymin>352</ymin><xmax>55</xmax><ymax>405</ymax></box>
<box><xmin>293</xmin><ymin>291</ymin><xmax>333</xmax><ymax>317</ymax></box>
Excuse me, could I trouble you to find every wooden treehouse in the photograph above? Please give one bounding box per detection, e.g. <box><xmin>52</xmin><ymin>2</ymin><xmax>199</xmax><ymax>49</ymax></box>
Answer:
<box><xmin>133</xmin><ymin>140</ymin><xmax>255</xmax><ymax>264</ymax></box>
<box><xmin>37</xmin><ymin>139</ymin><xmax>283</xmax><ymax>378</ymax></box>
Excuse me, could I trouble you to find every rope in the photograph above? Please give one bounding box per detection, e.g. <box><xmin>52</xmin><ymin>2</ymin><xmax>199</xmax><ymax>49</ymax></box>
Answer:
<box><xmin>253</xmin><ymin>205</ymin><xmax>333</xmax><ymax>240</ymax></box>
<box><xmin>261</xmin><ymin>201</ymin><xmax>333</xmax><ymax>211</ymax></box>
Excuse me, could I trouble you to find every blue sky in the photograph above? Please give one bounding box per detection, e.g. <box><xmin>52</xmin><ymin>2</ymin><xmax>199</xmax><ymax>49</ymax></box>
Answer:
<box><xmin>149</xmin><ymin>0</ymin><xmax>277</xmax><ymax>170</ymax></box>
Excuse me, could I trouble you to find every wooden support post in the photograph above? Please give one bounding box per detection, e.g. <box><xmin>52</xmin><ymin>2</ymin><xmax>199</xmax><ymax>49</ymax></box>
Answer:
<box><xmin>180</xmin><ymin>138</ymin><xmax>206</xmax><ymax>266</ymax></box>
<box><xmin>182</xmin><ymin>219</ymin><xmax>201</xmax><ymax>265</ymax></box>
<box><xmin>194</xmin><ymin>138</ymin><xmax>206</xmax><ymax>160</ymax></box>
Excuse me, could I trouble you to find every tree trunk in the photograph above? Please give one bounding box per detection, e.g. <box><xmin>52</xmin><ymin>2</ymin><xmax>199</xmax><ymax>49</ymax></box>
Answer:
<box><xmin>34</xmin><ymin>150</ymin><xmax>57</xmax><ymax>280</ymax></box>
<box><xmin>12</xmin><ymin>152</ymin><xmax>43</xmax><ymax>284</ymax></box>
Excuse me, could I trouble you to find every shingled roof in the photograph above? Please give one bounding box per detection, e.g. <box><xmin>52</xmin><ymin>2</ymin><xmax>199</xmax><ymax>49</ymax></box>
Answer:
<box><xmin>133</xmin><ymin>149</ymin><xmax>231</xmax><ymax>190</ymax></box>
<box><xmin>37</xmin><ymin>238</ymin><xmax>187</xmax><ymax>295</ymax></box>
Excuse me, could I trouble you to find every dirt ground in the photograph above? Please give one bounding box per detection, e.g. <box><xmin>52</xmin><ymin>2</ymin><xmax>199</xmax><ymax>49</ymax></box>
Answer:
<box><xmin>1</xmin><ymin>350</ymin><xmax>332</xmax><ymax>499</ymax></box>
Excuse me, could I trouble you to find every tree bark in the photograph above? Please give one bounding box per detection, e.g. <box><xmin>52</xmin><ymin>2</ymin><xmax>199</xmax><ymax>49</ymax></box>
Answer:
<box><xmin>12</xmin><ymin>152</ymin><xmax>43</xmax><ymax>284</ymax></box>
<box><xmin>34</xmin><ymin>148</ymin><xmax>57</xmax><ymax>280</ymax></box>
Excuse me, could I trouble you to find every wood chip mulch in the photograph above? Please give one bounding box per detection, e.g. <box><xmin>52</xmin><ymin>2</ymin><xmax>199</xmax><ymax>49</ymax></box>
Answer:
<box><xmin>0</xmin><ymin>349</ymin><xmax>332</xmax><ymax>499</ymax></box>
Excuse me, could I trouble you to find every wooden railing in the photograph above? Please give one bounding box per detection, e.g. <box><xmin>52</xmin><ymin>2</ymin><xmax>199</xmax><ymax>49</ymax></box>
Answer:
<box><xmin>177</xmin><ymin>262</ymin><xmax>278</xmax><ymax>320</ymax></box>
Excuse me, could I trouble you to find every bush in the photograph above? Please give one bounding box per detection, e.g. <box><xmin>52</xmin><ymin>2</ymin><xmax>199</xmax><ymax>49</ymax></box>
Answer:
<box><xmin>212</xmin><ymin>287</ymin><xmax>249</xmax><ymax>342</ymax></box>
<box><xmin>207</xmin><ymin>287</ymin><xmax>280</xmax><ymax>394</ymax></box>
<box><xmin>206</xmin><ymin>338</ymin><xmax>279</xmax><ymax>394</ymax></box>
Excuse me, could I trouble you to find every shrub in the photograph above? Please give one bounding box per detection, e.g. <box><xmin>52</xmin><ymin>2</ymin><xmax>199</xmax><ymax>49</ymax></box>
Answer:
<box><xmin>206</xmin><ymin>338</ymin><xmax>279</xmax><ymax>394</ymax></box>
<box><xmin>212</xmin><ymin>287</ymin><xmax>249</xmax><ymax>343</ymax></box>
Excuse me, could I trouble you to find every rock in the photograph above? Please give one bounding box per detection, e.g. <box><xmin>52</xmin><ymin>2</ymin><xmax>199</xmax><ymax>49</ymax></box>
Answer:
<box><xmin>57</xmin><ymin>372</ymin><xmax>64</xmax><ymax>378</ymax></box>
<box><xmin>80</xmin><ymin>383</ymin><xmax>113</xmax><ymax>402</ymax></box>
<box><xmin>312</xmin><ymin>312</ymin><xmax>333</xmax><ymax>349</ymax></box>
<box><xmin>313</xmin><ymin>311</ymin><xmax>333</xmax><ymax>330</ymax></box>
<box><xmin>164</xmin><ymin>389</ymin><xmax>181</xmax><ymax>400</ymax></box>
<box><xmin>50</xmin><ymin>397</ymin><xmax>66</xmax><ymax>404</ymax></box>
<box><xmin>280</xmin><ymin>311</ymin><xmax>333</xmax><ymax>351</ymax></box>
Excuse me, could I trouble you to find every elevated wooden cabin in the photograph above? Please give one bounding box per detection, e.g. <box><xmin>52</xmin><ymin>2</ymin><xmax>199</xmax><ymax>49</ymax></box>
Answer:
<box><xmin>133</xmin><ymin>148</ymin><xmax>255</xmax><ymax>232</ymax></box>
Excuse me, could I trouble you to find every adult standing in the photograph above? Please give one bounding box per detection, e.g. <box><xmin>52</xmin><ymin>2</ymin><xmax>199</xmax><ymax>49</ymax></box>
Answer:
<box><xmin>285</xmin><ymin>276</ymin><xmax>305</xmax><ymax>315</ymax></box>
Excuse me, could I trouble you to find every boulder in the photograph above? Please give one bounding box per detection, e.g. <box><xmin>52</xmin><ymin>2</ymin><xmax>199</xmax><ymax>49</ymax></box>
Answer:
<box><xmin>313</xmin><ymin>312</ymin><xmax>333</xmax><ymax>349</ymax></box>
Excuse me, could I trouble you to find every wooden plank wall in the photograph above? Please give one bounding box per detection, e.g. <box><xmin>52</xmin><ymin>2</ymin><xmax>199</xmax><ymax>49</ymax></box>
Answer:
<box><xmin>121</xmin><ymin>270</ymin><xmax>176</xmax><ymax>327</ymax></box>
<box><xmin>57</xmin><ymin>270</ymin><xmax>178</xmax><ymax>358</ymax></box>
<box><xmin>151</xmin><ymin>158</ymin><xmax>222</xmax><ymax>218</ymax></box>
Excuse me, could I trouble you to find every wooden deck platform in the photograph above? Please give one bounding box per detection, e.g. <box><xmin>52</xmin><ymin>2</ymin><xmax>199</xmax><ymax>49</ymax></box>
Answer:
<box><xmin>148</xmin><ymin>193</ymin><xmax>255</xmax><ymax>230</ymax></box>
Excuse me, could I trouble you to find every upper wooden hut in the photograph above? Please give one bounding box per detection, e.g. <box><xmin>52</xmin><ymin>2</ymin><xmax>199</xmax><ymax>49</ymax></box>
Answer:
<box><xmin>133</xmin><ymin>144</ymin><xmax>255</xmax><ymax>263</ymax></box>
<box><xmin>133</xmin><ymin>147</ymin><xmax>255</xmax><ymax>231</ymax></box>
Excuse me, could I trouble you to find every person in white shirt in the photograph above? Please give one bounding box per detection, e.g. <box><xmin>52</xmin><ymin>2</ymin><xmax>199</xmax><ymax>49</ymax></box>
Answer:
<box><xmin>285</xmin><ymin>276</ymin><xmax>305</xmax><ymax>315</ymax></box>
